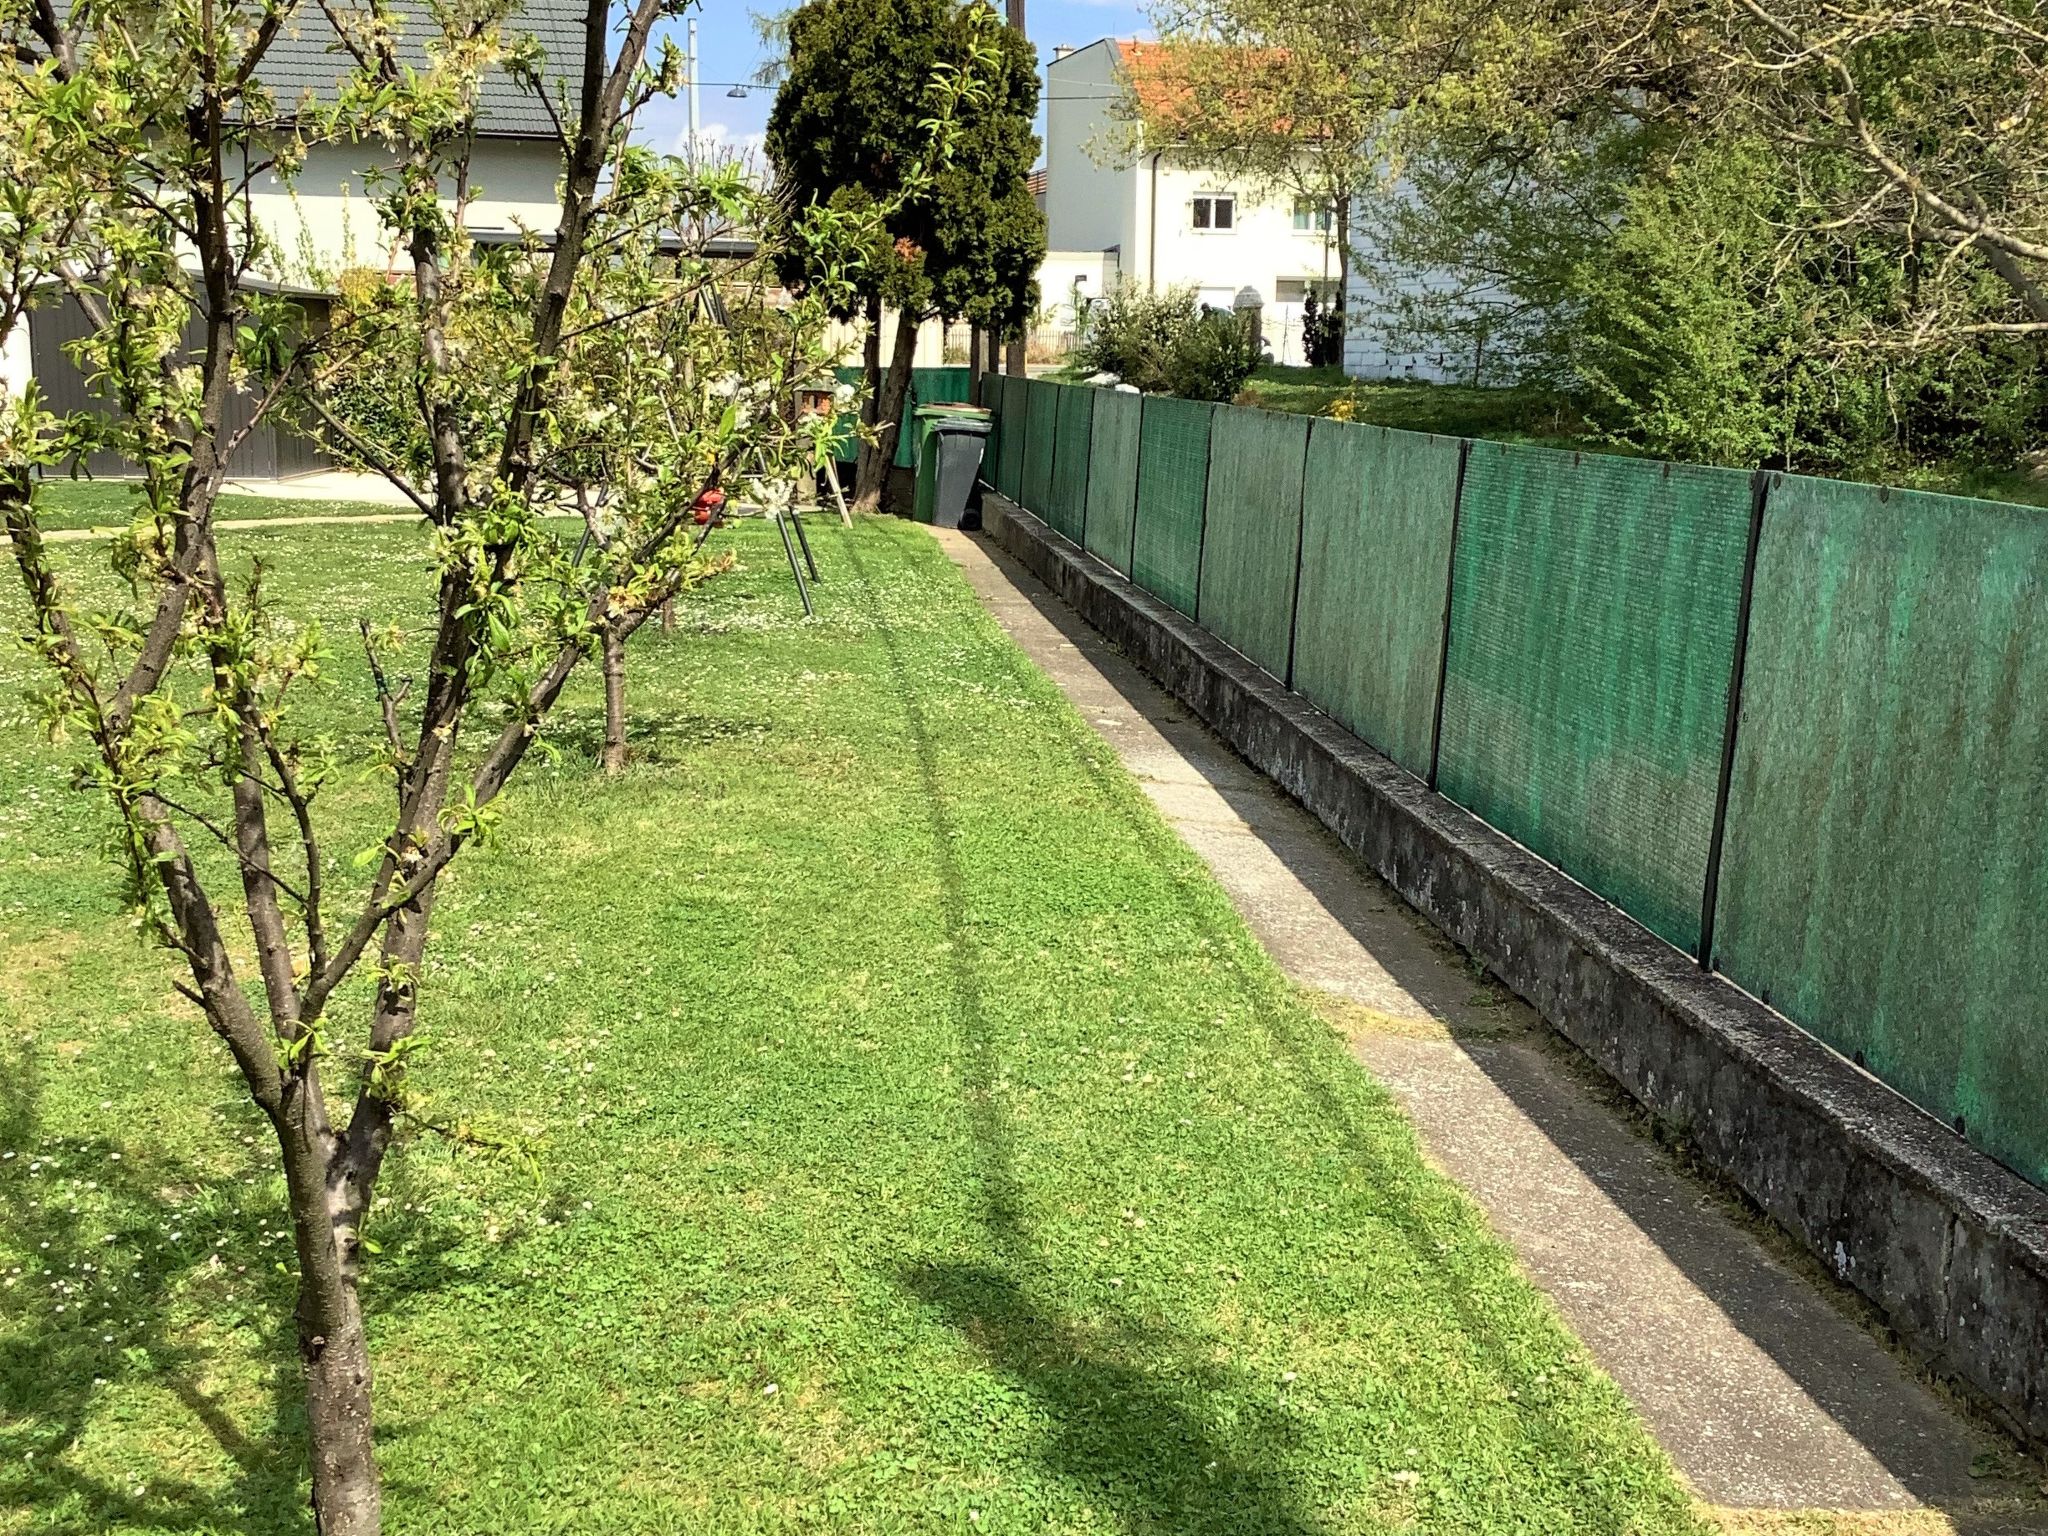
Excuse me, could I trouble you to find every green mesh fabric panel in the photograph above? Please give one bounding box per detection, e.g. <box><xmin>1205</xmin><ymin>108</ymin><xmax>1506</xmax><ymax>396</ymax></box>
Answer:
<box><xmin>1082</xmin><ymin>390</ymin><xmax>1142</xmax><ymax>574</ymax></box>
<box><xmin>1194</xmin><ymin>408</ymin><xmax>1310</xmax><ymax>679</ymax></box>
<box><xmin>1130</xmin><ymin>396</ymin><xmax>1214</xmax><ymax>616</ymax></box>
<box><xmin>1021</xmin><ymin>380</ymin><xmax>1060</xmax><ymax>516</ymax></box>
<box><xmin>914</xmin><ymin>366</ymin><xmax>973</xmax><ymax>406</ymax></box>
<box><xmin>997</xmin><ymin>376</ymin><xmax>1027</xmax><ymax>501</ymax></box>
<box><xmin>1046</xmin><ymin>384</ymin><xmax>1095</xmax><ymax>543</ymax></box>
<box><xmin>986</xmin><ymin>373</ymin><xmax>1011</xmax><ymax>497</ymax></box>
<box><xmin>978</xmin><ymin>371</ymin><xmax>1003</xmax><ymax>490</ymax></box>
<box><xmin>898</xmin><ymin>366</ymin><xmax>973</xmax><ymax>467</ymax></box>
<box><xmin>1712</xmin><ymin>477</ymin><xmax>2048</xmax><ymax>1189</ymax></box>
<box><xmin>1290</xmin><ymin>423</ymin><xmax>1461</xmax><ymax>778</ymax></box>
<box><xmin>828</xmin><ymin>365</ymin><xmax>978</xmax><ymax>467</ymax></box>
<box><xmin>1435</xmin><ymin>444</ymin><xmax>1752</xmax><ymax>953</ymax></box>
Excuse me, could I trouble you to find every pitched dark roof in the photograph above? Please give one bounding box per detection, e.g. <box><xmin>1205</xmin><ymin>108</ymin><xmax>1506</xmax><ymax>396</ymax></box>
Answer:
<box><xmin>259</xmin><ymin>0</ymin><xmax>583</xmax><ymax>139</ymax></box>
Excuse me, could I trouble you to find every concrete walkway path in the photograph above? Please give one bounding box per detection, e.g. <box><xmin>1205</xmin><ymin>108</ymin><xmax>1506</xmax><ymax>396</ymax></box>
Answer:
<box><xmin>934</xmin><ymin>526</ymin><xmax>2047</xmax><ymax>1533</ymax></box>
<box><xmin>41</xmin><ymin>469</ymin><xmax>421</xmax><ymax>541</ymax></box>
<box><xmin>217</xmin><ymin>470</ymin><xmax>420</xmax><ymax>505</ymax></box>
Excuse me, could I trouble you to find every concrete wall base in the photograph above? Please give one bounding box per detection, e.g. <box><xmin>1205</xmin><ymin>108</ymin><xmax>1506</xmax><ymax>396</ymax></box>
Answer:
<box><xmin>983</xmin><ymin>491</ymin><xmax>2048</xmax><ymax>1450</ymax></box>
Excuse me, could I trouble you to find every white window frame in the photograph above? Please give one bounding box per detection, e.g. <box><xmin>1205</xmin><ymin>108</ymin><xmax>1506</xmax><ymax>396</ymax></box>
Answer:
<box><xmin>1191</xmin><ymin>193</ymin><xmax>1236</xmax><ymax>232</ymax></box>
<box><xmin>1291</xmin><ymin>198</ymin><xmax>1334</xmax><ymax>234</ymax></box>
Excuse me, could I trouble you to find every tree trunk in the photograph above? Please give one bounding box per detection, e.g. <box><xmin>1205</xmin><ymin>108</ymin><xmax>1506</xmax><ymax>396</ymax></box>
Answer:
<box><xmin>969</xmin><ymin>325</ymin><xmax>983</xmax><ymax>403</ymax></box>
<box><xmin>601</xmin><ymin>624</ymin><xmax>627</xmax><ymax>775</ymax></box>
<box><xmin>1333</xmin><ymin>191</ymin><xmax>1351</xmax><ymax>372</ymax></box>
<box><xmin>1005</xmin><ymin>0</ymin><xmax>1027</xmax><ymax>375</ymax></box>
<box><xmin>301</xmin><ymin>1289</ymin><xmax>377</xmax><ymax>1536</ymax></box>
<box><xmin>856</xmin><ymin>309</ymin><xmax>921</xmax><ymax>512</ymax></box>
<box><xmin>282</xmin><ymin>1099</ymin><xmax>380</xmax><ymax>1536</ymax></box>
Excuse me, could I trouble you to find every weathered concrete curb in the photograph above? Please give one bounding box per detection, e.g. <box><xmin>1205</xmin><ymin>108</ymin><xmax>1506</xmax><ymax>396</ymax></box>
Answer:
<box><xmin>983</xmin><ymin>492</ymin><xmax>2048</xmax><ymax>1449</ymax></box>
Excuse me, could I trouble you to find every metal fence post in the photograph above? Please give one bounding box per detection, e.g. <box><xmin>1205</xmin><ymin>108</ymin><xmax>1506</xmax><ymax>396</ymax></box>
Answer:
<box><xmin>1696</xmin><ymin>467</ymin><xmax>1774</xmax><ymax>968</ymax></box>
<box><xmin>1128</xmin><ymin>395</ymin><xmax>1150</xmax><ymax>577</ymax></box>
<box><xmin>1044</xmin><ymin>382</ymin><xmax>1060</xmax><ymax>523</ymax></box>
<box><xmin>1192</xmin><ymin>402</ymin><xmax>1219</xmax><ymax>625</ymax></box>
<box><xmin>1014</xmin><ymin>376</ymin><xmax>1031</xmax><ymax>506</ymax></box>
<box><xmin>1282</xmin><ymin>418</ymin><xmax>1315</xmax><ymax>691</ymax></box>
<box><xmin>1077</xmin><ymin>390</ymin><xmax>1094</xmax><ymax>553</ymax></box>
<box><xmin>1426</xmin><ymin>437</ymin><xmax>1474</xmax><ymax>791</ymax></box>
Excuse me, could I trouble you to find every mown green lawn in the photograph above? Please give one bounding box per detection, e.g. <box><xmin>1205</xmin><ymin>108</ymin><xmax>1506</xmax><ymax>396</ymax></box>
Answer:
<box><xmin>0</xmin><ymin>512</ymin><xmax>1706</xmax><ymax>1534</ymax></box>
<box><xmin>1238</xmin><ymin>366</ymin><xmax>1589</xmax><ymax>450</ymax></box>
<box><xmin>29</xmin><ymin>479</ymin><xmax>408</xmax><ymax>532</ymax></box>
<box><xmin>1239</xmin><ymin>365</ymin><xmax>2048</xmax><ymax>510</ymax></box>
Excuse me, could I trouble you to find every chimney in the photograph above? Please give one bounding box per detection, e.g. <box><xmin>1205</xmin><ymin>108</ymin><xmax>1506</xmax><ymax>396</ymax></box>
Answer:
<box><xmin>1052</xmin><ymin>43</ymin><xmax>1074</xmax><ymax>60</ymax></box>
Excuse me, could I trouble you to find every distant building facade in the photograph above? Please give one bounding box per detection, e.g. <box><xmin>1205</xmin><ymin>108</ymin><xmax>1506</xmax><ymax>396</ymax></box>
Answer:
<box><xmin>18</xmin><ymin>0</ymin><xmax>581</xmax><ymax>477</ymax></box>
<box><xmin>248</xmin><ymin>0</ymin><xmax>581</xmax><ymax>278</ymax></box>
<box><xmin>1039</xmin><ymin>40</ymin><xmax>1343</xmax><ymax>365</ymax></box>
<box><xmin>1038</xmin><ymin>37</ymin><xmax>1476</xmax><ymax>381</ymax></box>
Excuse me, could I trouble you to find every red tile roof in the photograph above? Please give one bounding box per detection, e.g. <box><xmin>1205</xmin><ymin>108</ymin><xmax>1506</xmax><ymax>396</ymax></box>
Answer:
<box><xmin>1114</xmin><ymin>39</ymin><xmax>1305</xmax><ymax>140</ymax></box>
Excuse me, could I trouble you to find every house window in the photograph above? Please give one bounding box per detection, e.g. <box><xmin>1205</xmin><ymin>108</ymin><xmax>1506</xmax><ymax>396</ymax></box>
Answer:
<box><xmin>1291</xmin><ymin>198</ymin><xmax>1334</xmax><ymax>233</ymax></box>
<box><xmin>1276</xmin><ymin>278</ymin><xmax>1339</xmax><ymax>305</ymax></box>
<box><xmin>1192</xmin><ymin>194</ymin><xmax>1235</xmax><ymax>231</ymax></box>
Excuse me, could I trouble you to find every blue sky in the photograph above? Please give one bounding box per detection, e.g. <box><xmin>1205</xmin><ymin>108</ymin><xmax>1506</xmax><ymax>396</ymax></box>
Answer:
<box><xmin>634</xmin><ymin>0</ymin><xmax>1153</xmax><ymax>169</ymax></box>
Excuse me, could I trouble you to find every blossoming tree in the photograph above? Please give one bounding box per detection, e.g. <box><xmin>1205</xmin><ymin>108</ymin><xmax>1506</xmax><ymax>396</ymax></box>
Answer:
<box><xmin>0</xmin><ymin>0</ymin><xmax>992</xmax><ymax>1528</ymax></box>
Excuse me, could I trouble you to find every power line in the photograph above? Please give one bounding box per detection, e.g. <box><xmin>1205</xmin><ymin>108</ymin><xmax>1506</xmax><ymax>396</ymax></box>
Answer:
<box><xmin>676</xmin><ymin>83</ymin><xmax>1130</xmax><ymax>98</ymax></box>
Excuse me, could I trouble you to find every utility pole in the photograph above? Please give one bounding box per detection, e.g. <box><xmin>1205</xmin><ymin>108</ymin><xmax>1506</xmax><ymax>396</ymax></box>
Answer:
<box><xmin>1005</xmin><ymin>0</ymin><xmax>1028</xmax><ymax>377</ymax></box>
<box><xmin>686</xmin><ymin>19</ymin><xmax>700</xmax><ymax>167</ymax></box>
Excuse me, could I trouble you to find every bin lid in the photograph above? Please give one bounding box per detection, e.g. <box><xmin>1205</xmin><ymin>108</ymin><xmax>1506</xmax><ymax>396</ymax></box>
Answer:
<box><xmin>915</xmin><ymin>403</ymin><xmax>990</xmax><ymax>419</ymax></box>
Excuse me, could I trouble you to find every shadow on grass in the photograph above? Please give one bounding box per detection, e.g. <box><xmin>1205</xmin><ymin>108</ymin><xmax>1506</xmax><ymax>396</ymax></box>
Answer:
<box><xmin>0</xmin><ymin>1042</ymin><xmax>472</xmax><ymax>1533</ymax></box>
<box><xmin>989</xmin><ymin>546</ymin><xmax>1691</xmax><ymax>1500</ymax></box>
<box><xmin>902</xmin><ymin>1264</ymin><xmax>1320</xmax><ymax>1536</ymax></box>
<box><xmin>846</xmin><ymin>533</ymin><xmax>1330</xmax><ymax>1536</ymax></box>
<box><xmin>543</xmin><ymin>703</ymin><xmax>773</xmax><ymax>770</ymax></box>
<box><xmin>959</xmin><ymin>529</ymin><xmax>2048</xmax><ymax>1527</ymax></box>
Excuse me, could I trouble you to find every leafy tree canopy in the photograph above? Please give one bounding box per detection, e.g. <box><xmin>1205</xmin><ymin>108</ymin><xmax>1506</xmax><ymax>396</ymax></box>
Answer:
<box><xmin>1164</xmin><ymin>0</ymin><xmax>2048</xmax><ymax>470</ymax></box>
<box><xmin>767</xmin><ymin>0</ymin><xmax>1045</xmax><ymax>335</ymax></box>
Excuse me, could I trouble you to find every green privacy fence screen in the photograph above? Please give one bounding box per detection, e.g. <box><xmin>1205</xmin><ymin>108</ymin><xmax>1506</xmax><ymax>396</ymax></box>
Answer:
<box><xmin>831</xmin><ymin>365</ymin><xmax>975</xmax><ymax>467</ymax></box>
<box><xmin>1046</xmin><ymin>383</ymin><xmax>1095</xmax><ymax>543</ymax></box>
<box><xmin>1082</xmin><ymin>389</ymin><xmax>1142</xmax><ymax>574</ymax></box>
<box><xmin>1433</xmin><ymin>444</ymin><xmax>1753</xmax><ymax>955</ymax></box>
<box><xmin>977</xmin><ymin>371</ymin><xmax>1002</xmax><ymax>500</ymax></box>
<box><xmin>1194</xmin><ymin>408</ymin><xmax>1311</xmax><ymax>680</ymax></box>
<box><xmin>1021</xmin><ymin>380</ymin><xmax>1060</xmax><ymax>517</ymax></box>
<box><xmin>995</xmin><ymin>375</ymin><xmax>1026</xmax><ymax>502</ymax></box>
<box><xmin>831</xmin><ymin>364</ymin><xmax>974</xmax><ymax>466</ymax></box>
<box><xmin>1290</xmin><ymin>423</ymin><xmax>1462</xmax><ymax>780</ymax></box>
<box><xmin>981</xmin><ymin>383</ymin><xmax>2048</xmax><ymax>1190</ymax></box>
<box><xmin>984</xmin><ymin>372</ymin><xmax>1008</xmax><ymax>497</ymax></box>
<box><xmin>1130</xmin><ymin>395</ymin><xmax>1215</xmax><ymax>616</ymax></box>
<box><xmin>1710</xmin><ymin>478</ymin><xmax>2048</xmax><ymax>1188</ymax></box>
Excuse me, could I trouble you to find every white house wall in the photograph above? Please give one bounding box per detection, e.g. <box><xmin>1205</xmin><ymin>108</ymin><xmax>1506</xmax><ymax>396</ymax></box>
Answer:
<box><xmin>246</xmin><ymin>138</ymin><xmax>567</xmax><ymax>281</ymax></box>
<box><xmin>1341</xmin><ymin>263</ymin><xmax>1464</xmax><ymax>383</ymax></box>
<box><xmin>1142</xmin><ymin>161</ymin><xmax>1333</xmax><ymax>304</ymax></box>
<box><xmin>1042</xmin><ymin>41</ymin><xmax>1344</xmax><ymax>363</ymax></box>
<box><xmin>1043</xmin><ymin>42</ymin><xmax>1137</xmax><ymax>259</ymax></box>
<box><xmin>1340</xmin><ymin>183</ymin><xmax>1484</xmax><ymax>384</ymax></box>
<box><xmin>1039</xmin><ymin>249</ymin><xmax>1119</xmax><ymax>336</ymax></box>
